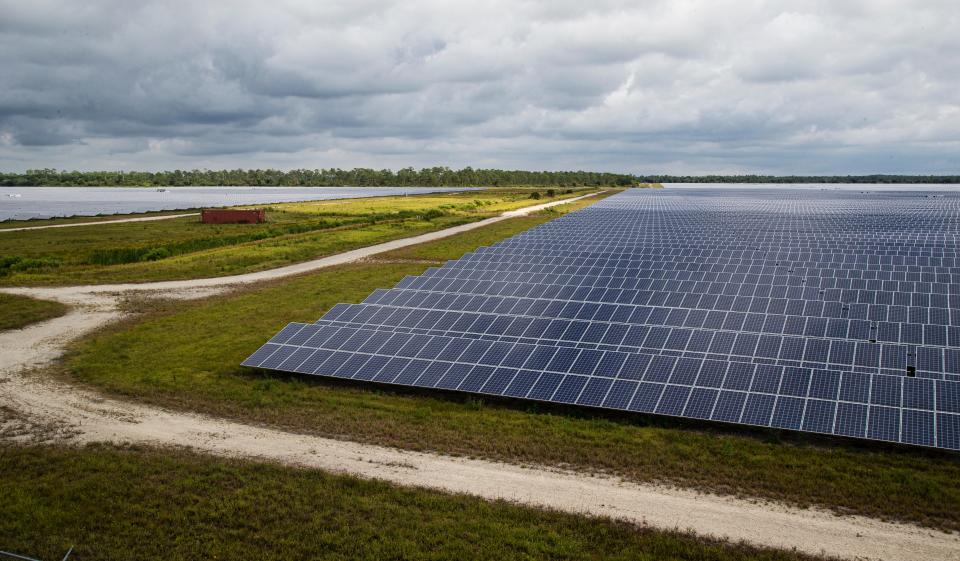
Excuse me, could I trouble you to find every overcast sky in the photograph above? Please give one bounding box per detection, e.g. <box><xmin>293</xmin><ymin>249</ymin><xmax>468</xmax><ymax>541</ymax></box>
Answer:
<box><xmin>0</xmin><ymin>0</ymin><xmax>957</xmax><ymax>174</ymax></box>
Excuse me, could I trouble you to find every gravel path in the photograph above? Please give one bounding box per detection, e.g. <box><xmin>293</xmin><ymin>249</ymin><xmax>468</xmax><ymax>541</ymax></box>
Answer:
<box><xmin>2</xmin><ymin>190</ymin><xmax>957</xmax><ymax>561</ymax></box>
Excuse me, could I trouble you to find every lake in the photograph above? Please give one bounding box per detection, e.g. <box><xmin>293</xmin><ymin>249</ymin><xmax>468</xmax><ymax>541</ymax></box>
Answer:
<box><xmin>0</xmin><ymin>186</ymin><xmax>477</xmax><ymax>221</ymax></box>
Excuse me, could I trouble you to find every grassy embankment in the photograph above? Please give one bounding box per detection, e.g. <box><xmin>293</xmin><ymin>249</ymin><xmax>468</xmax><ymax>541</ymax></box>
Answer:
<box><xmin>0</xmin><ymin>442</ymin><xmax>825</xmax><ymax>561</ymax></box>
<box><xmin>0</xmin><ymin>208</ymin><xmax>198</xmax><ymax>230</ymax></box>
<box><xmin>63</xmin><ymin>197</ymin><xmax>960</xmax><ymax>532</ymax></box>
<box><xmin>0</xmin><ymin>188</ymin><xmax>590</xmax><ymax>286</ymax></box>
<box><xmin>0</xmin><ymin>293</ymin><xmax>68</xmax><ymax>331</ymax></box>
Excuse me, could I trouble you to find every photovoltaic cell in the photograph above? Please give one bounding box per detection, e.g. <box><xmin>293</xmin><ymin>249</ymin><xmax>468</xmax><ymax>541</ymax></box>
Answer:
<box><xmin>244</xmin><ymin>187</ymin><xmax>960</xmax><ymax>451</ymax></box>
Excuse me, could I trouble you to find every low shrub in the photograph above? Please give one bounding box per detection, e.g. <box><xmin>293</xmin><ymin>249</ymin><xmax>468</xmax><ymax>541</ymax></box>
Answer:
<box><xmin>0</xmin><ymin>256</ymin><xmax>62</xmax><ymax>277</ymax></box>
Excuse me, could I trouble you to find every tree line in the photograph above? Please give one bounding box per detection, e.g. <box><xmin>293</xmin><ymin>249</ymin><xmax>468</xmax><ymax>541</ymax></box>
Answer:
<box><xmin>0</xmin><ymin>168</ymin><xmax>637</xmax><ymax>187</ymax></box>
<box><xmin>2</xmin><ymin>169</ymin><xmax>957</xmax><ymax>187</ymax></box>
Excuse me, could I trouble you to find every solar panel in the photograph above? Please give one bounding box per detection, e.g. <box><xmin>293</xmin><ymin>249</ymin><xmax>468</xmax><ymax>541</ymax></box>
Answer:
<box><xmin>244</xmin><ymin>188</ymin><xmax>960</xmax><ymax>451</ymax></box>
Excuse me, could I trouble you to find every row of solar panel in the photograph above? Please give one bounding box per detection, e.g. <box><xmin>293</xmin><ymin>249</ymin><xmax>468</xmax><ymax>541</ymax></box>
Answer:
<box><xmin>410</xmin><ymin>275</ymin><xmax>960</xmax><ymax>310</ymax></box>
<box><xmin>490</xmin><ymin>232</ymin><xmax>960</xmax><ymax>247</ymax></box>
<box><xmin>435</xmin><ymin>262</ymin><xmax>960</xmax><ymax>291</ymax></box>
<box><xmin>440</xmin><ymin>267</ymin><xmax>960</xmax><ymax>291</ymax></box>
<box><xmin>489</xmin><ymin>242</ymin><xmax>960</xmax><ymax>251</ymax></box>
<box><xmin>427</xmin><ymin>260</ymin><xmax>960</xmax><ymax>289</ymax></box>
<box><xmin>475</xmin><ymin>251</ymin><xmax>960</xmax><ymax>264</ymax></box>
<box><xmin>404</xmin><ymin>274</ymin><xmax>960</xmax><ymax>313</ymax></box>
<box><xmin>362</xmin><ymin>287</ymin><xmax>960</xmax><ymax>347</ymax></box>
<box><xmin>494</xmin><ymin>236</ymin><xmax>960</xmax><ymax>247</ymax></box>
<box><xmin>384</xmin><ymin>276</ymin><xmax>956</xmax><ymax>312</ymax></box>
<box><xmin>315</xmin><ymin>316</ymin><xmax>949</xmax><ymax>385</ymax></box>
<box><xmin>316</xmin><ymin>303</ymin><xmax>952</xmax><ymax>376</ymax></box>
<box><xmin>468</xmin><ymin>243</ymin><xmax>960</xmax><ymax>261</ymax></box>
<box><xmin>493</xmin><ymin>225</ymin><xmax>960</xmax><ymax>237</ymax></box>
<box><xmin>243</xmin><ymin>323</ymin><xmax>960</xmax><ymax>449</ymax></box>
<box><xmin>446</xmin><ymin>256</ymin><xmax>960</xmax><ymax>288</ymax></box>
<box><xmin>481</xmin><ymin>242</ymin><xmax>960</xmax><ymax>251</ymax></box>
<box><xmin>465</xmin><ymin>245</ymin><xmax>960</xmax><ymax>267</ymax></box>
<box><xmin>432</xmin><ymin>261</ymin><xmax>960</xmax><ymax>290</ymax></box>
<box><xmin>268</xmin><ymin>321</ymin><xmax>960</xmax><ymax>410</ymax></box>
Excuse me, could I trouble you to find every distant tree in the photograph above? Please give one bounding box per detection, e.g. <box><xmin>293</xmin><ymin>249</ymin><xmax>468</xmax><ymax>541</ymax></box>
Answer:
<box><xmin>3</xmin><ymin>168</ymin><xmax>957</xmax><ymax>187</ymax></box>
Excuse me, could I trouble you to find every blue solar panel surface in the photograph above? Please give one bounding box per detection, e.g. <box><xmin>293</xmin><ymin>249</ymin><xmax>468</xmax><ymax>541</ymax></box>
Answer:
<box><xmin>244</xmin><ymin>188</ymin><xmax>960</xmax><ymax>450</ymax></box>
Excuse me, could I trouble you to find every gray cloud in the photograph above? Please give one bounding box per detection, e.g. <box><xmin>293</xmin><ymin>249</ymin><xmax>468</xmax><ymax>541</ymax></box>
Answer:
<box><xmin>0</xmin><ymin>0</ymin><xmax>958</xmax><ymax>174</ymax></box>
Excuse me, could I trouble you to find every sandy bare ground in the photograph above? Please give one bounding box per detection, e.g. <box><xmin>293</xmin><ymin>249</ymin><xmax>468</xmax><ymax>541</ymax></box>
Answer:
<box><xmin>1</xmin><ymin>191</ymin><xmax>957</xmax><ymax>560</ymax></box>
<box><xmin>0</xmin><ymin>212</ymin><xmax>200</xmax><ymax>232</ymax></box>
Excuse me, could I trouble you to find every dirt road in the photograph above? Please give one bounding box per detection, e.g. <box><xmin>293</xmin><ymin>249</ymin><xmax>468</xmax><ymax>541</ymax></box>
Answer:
<box><xmin>2</xmin><ymin>191</ymin><xmax>957</xmax><ymax>561</ymax></box>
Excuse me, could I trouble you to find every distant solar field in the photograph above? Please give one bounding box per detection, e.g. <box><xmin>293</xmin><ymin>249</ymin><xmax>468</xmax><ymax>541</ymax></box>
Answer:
<box><xmin>245</xmin><ymin>188</ymin><xmax>960</xmax><ymax>450</ymax></box>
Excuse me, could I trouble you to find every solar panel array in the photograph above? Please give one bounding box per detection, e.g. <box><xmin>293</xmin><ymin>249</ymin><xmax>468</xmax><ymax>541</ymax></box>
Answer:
<box><xmin>244</xmin><ymin>188</ymin><xmax>960</xmax><ymax>450</ymax></box>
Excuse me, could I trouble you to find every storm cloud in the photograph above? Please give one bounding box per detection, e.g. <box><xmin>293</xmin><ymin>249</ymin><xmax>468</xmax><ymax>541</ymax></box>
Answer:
<box><xmin>0</xmin><ymin>0</ymin><xmax>958</xmax><ymax>173</ymax></box>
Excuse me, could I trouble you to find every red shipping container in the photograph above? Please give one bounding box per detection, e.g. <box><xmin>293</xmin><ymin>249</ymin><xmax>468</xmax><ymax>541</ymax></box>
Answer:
<box><xmin>201</xmin><ymin>208</ymin><xmax>266</xmax><ymax>224</ymax></box>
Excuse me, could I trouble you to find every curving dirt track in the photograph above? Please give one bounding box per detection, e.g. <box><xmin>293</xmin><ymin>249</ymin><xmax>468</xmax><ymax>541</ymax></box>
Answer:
<box><xmin>1</xmin><ymin>191</ymin><xmax>958</xmax><ymax>561</ymax></box>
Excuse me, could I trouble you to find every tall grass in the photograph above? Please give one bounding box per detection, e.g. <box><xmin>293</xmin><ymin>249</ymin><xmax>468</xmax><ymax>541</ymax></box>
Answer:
<box><xmin>0</xmin><ymin>293</ymin><xmax>68</xmax><ymax>330</ymax></box>
<box><xmin>0</xmin><ymin>443</ymin><xmax>825</xmax><ymax>561</ymax></box>
<box><xmin>85</xmin><ymin>209</ymin><xmax>451</xmax><ymax>266</ymax></box>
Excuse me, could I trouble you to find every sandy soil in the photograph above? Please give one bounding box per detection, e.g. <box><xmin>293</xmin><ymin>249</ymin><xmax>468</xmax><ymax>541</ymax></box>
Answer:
<box><xmin>0</xmin><ymin>212</ymin><xmax>200</xmax><ymax>232</ymax></box>
<box><xmin>2</xmin><ymin>191</ymin><xmax>957</xmax><ymax>561</ymax></box>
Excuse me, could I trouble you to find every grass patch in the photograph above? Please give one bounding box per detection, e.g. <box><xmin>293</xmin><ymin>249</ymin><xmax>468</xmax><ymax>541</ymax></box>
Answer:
<box><xmin>0</xmin><ymin>443</ymin><xmax>826</xmax><ymax>561</ymax></box>
<box><xmin>61</xmin><ymin>197</ymin><xmax>960</xmax><ymax>532</ymax></box>
<box><xmin>0</xmin><ymin>208</ymin><xmax>197</xmax><ymax>229</ymax></box>
<box><xmin>0</xmin><ymin>188</ymin><xmax>593</xmax><ymax>286</ymax></box>
<box><xmin>0</xmin><ymin>293</ymin><xmax>68</xmax><ymax>331</ymax></box>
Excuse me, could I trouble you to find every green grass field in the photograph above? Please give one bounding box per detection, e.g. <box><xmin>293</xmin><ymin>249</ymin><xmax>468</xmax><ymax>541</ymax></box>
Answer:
<box><xmin>0</xmin><ymin>293</ymin><xmax>68</xmax><ymax>331</ymax></box>
<box><xmin>63</xmin><ymin>199</ymin><xmax>960</xmax><ymax>532</ymax></box>
<box><xmin>0</xmin><ymin>208</ymin><xmax>198</xmax><ymax>229</ymax></box>
<box><xmin>0</xmin><ymin>188</ymin><xmax>589</xmax><ymax>286</ymax></box>
<box><xmin>0</xmin><ymin>443</ymin><xmax>824</xmax><ymax>561</ymax></box>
